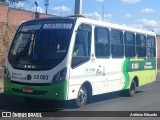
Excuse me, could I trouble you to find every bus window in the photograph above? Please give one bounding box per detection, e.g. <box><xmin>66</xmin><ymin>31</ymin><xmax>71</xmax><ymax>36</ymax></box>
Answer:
<box><xmin>111</xmin><ymin>29</ymin><xmax>124</xmax><ymax>58</ymax></box>
<box><xmin>95</xmin><ymin>27</ymin><xmax>110</xmax><ymax>58</ymax></box>
<box><xmin>124</xmin><ymin>32</ymin><xmax>135</xmax><ymax>58</ymax></box>
<box><xmin>136</xmin><ymin>34</ymin><xmax>146</xmax><ymax>57</ymax></box>
<box><xmin>72</xmin><ymin>24</ymin><xmax>91</xmax><ymax>68</ymax></box>
<box><xmin>146</xmin><ymin>36</ymin><xmax>156</xmax><ymax>58</ymax></box>
<box><xmin>8</xmin><ymin>20</ymin><xmax>74</xmax><ymax>70</ymax></box>
<box><xmin>39</xmin><ymin>31</ymin><xmax>52</xmax><ymax>57</ymax></box>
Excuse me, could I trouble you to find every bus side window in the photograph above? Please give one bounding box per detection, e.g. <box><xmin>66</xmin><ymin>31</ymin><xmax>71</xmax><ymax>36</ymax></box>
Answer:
<box><xmin>73</xmin><ymin>31</ymin><xmax>85</xmax><ymax>56</ymax></box>
<box><xmin>124</xmin><ymin>32</ymin><xmax>135</xmax><ymax>58</ymax></box>
<box><xmin>72</xmin><ymin>24</ymin><xmax>92</xmax><ymax>68</ymax></box>
<box><xmin>146</xmin><ymin>36</ymin><xmax>156</xmax><ymax>58</ymax></box>
<box><xmin>111</xmin><ymin>29</ymin><xmax>124</xmax><ymax>58</ymax></box>
<box><xmin>95</xmin><ymin>27</ymin><xmax>110</xmax><ymax>58</ymax></box>
<box><xmin>136</xmin><ymin>34</ymin><xmax>146</xmax><ymax>57</ymax></box>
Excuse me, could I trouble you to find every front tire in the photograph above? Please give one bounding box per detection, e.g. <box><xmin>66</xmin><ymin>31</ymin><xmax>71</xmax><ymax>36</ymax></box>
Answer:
<box><xmin>76</xmin><ymin>86</ymin><xmax>88</xmax><ymax>108</ymax></box>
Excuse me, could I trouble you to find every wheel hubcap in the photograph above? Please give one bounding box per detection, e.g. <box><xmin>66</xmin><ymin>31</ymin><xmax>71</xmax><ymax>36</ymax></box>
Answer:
<box><xmin>78</xmin><ymin>88</ymin><xmax>87</xmax><ymax>104</ymax></box>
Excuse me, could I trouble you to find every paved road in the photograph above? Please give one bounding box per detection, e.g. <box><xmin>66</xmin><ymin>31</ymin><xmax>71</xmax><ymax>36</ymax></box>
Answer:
<box><xmin>0</xmin><ymin>74</ymin><xmax>160</xmax><ymax>120</ymax></box>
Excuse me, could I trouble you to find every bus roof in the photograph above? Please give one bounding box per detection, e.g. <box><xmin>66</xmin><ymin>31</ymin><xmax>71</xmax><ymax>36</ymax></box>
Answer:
<box><xmin>23</xmin><ymin>16</ymin><xmax>77</xmax><ymax>23</ymax></box>
<box><xmin>23</xmin><ymin>16</ymin><xmax>156</xmax><ymax>36</ymax></box>
<box><xmin>76</xmin><ymin>17</ymin><xmax>156</xmax><ymax>36</ymax></box>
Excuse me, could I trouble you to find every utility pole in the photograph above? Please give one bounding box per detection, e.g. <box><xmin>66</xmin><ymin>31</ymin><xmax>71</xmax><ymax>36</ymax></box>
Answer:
<box><xmin>34</xmin><ymin>1</ymin><xmax>38</xmax><ymax>12</ymax></box>
<box><xmin>34</xmin><ymin>1</ymin><xmax>39</xmax><ymax>18</ymax></box>
<box><xmin>44</xmin><ymin>0</ymin><xmax>49</xmax><ymax>14</ymax></box>
<box><xmin>74</xmin><ymin>0</ymin><xmax>82</xmax><ymax>15</ymax></box>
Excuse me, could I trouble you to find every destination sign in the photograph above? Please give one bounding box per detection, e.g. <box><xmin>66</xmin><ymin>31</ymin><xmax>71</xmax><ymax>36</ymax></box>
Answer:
<box><xmin>43</xmin><ymin>23</ymin><xmax>73</xmax><ymax>30</ymax></box>
<box><xmin>21</xmin><ymin>24</ymin><xmax>41</xmax><ymax>32</ymax></box>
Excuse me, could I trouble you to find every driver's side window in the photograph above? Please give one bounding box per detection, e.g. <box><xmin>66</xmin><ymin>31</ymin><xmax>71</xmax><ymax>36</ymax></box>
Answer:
<box><xmin>72</xmin><ymin>24</ymin><xmax>92</xmax><ymax>68</ymax></box>
<box><xmin>73</xmin><ymin>30</ymin><xmax>84</xmax><ymax>57</ymax></box>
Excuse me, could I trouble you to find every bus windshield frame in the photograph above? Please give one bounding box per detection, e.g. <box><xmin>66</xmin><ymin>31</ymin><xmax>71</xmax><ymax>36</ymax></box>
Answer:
<box><xmin>8</xmin><ymin>19</ymin><xmax>75</xmax><ymax>70</ymax></box>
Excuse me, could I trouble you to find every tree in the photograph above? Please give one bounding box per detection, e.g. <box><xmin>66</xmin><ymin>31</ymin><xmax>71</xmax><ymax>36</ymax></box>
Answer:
<box><xmin>8</xmin><ymin>0</ymin><xmax>26</xmax><ymax>9</ymax></box>
<box><xmin>0</xmin><ymin>0</ymin><xmax>26</xmax><ymax>7</ymax></box>
<box><xmin>0</xmin><ymin>0</ymin><xmax>7</xmax><ymax>4</ymax></box>
<box><xmin>0</xmin><ymin>0</ymin><xmax>6</xmax><ymax>2</ymax></box>
<box><xmin>0</xmin><ymin>0</ymin><xmax>17</xmax><ymax>4</ymax></box>
<box><xmin>8</xmin><ymin>0</ymin><xmax>26</xmax><ymax>5</ymax></box>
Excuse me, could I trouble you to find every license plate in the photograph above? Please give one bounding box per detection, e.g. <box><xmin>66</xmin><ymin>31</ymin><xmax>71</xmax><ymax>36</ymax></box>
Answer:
<box><xmin>22</xmin><ymin>88</ymin><xmax>34</xmax><ymax>93</ymax></box>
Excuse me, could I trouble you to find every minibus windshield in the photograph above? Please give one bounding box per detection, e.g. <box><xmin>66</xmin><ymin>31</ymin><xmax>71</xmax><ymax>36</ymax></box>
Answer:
<box><xmin>8</xmin><ymin>19</ymin><xmax>74</xmax><ymax>70</ymax></box>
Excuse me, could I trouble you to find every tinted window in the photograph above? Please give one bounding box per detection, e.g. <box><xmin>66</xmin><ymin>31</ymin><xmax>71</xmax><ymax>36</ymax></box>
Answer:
<box><xmin>136</xmin><ymin>34</ymin><xmax>146</xmax><ymax>57</ymax></box>
<box><xmin>9</xmin><ymin>20</ymin><xmax>74</xmax><ymax>70</ymax></box>
<box><xmin>146</xmin><ymin>36</ymin><xmax>155</xmax><ymax>47</ymax></box>
<box><xmin>111</xmin><ymin>44</ymin><xmax>124</xmax><ymax>58</ymax></box>
<box><xmin>95</xmin><ymin>27</ymin><xmax>110</xmax><ymax>58</ymax></box>
<box><xmin>125</xmin><ymin>32</ymin><xmax>135</xmax><ymax>45</ymax></box>
<box><xmin>146</xmin><ymin>36</ymin><xmax>156</xmax><ymax>57</ymax></box>
<box><xmin>111</xmin><ymin>30</ymin><xmax>123</xmax><ymax>44</ymax></box>
<box><xmin>146</xmin><ymin>48</ymin><xmax>155</xmax><ymax>58</ymax></box>
<box><xmin>124</xmin><ymin>32</ymin><xmax>135</xmax><ymax>57</ymax></box>
<box><xmin>72</xmin><ymin>24</ymin><xmax>92</xmax><ymax>68</ymax></box>
<box><xmin>136</xmin><ymin>34</ymin><xmax>146</xmax><ymax>46</ymax></box>
<box><xmin>111</xmin><ymin>29</ymin><xmax>124</xmax><ymax>58</ymax></box>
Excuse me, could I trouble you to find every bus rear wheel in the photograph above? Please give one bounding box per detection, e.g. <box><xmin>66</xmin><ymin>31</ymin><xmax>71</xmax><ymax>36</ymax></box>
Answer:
<box><xmin>127</xmin><ymin>80</ymin><xmax>136</xmax><ymax>97</ymax></box>
<box><xmin>76</xmin><ymin>86</ymin><xmax>88</xmax><ymax>108</ymax></box>
<box><xmin>120</xmin><ymin>80</ymin><xmax>137</xmax><ymax>97</ymax></box>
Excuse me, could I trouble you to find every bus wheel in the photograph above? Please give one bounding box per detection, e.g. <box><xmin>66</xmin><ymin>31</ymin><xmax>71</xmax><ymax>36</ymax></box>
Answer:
<box><xmin>76</xmin><ymin>86</ymin><xmax>88</xmax><ymax>108</ymax></box>
<box><xmin>127</xmin><ymin>80</ymin><xmax>136</xmax><ymax>97</ymax></box>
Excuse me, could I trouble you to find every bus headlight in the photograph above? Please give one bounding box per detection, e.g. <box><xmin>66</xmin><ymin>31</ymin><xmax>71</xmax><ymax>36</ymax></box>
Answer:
<box><xmin>4</xmin><ymin>67</ymin><xmax>11</xmax><ymax>81</ymax></box>
<box><xmin>52</xmin><ymin>68</ymin><xmax>67</xmax><ymax>84</ymax></box>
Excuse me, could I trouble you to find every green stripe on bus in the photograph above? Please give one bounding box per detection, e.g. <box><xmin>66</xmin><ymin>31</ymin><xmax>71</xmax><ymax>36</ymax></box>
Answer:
<box><xmin>129</xmin><ymin>58</ymin><xmax>144</xmax><ymax>62</ymax></box>
<box><xmin>123</xmin><ymin>58</ymin><xmax>130</xmax><ymax>89</ymax></box>
<box><xmin>127</xmin><ymin>58</ymin><xmax>156</xmax><ymax>72</ymax></box>
<box><xmin>122</xmin><ymin>58</ymin><xmax>156</xmax><ymax>90</ymax></box>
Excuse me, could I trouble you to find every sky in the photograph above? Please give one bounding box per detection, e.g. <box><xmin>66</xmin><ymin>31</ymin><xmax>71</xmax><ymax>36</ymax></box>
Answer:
<box><xmin>15</xmin><ymin>0</ymin><xmax>160</xmax><ymax>35</ymax></box>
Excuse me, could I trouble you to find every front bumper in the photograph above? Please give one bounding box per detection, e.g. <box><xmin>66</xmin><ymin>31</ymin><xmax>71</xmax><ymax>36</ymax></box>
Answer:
<box><xmin>4</xmin><ymin>78</ymin><xmax>68</xmax><ymax>100</ymax></box>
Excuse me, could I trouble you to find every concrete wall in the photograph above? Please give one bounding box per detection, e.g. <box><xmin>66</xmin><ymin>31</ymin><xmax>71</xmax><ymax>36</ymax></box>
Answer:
<box><xmin>0</xmin><ymin>3</ymin><xmax>55</xmax><ymax>26</ymax></box>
